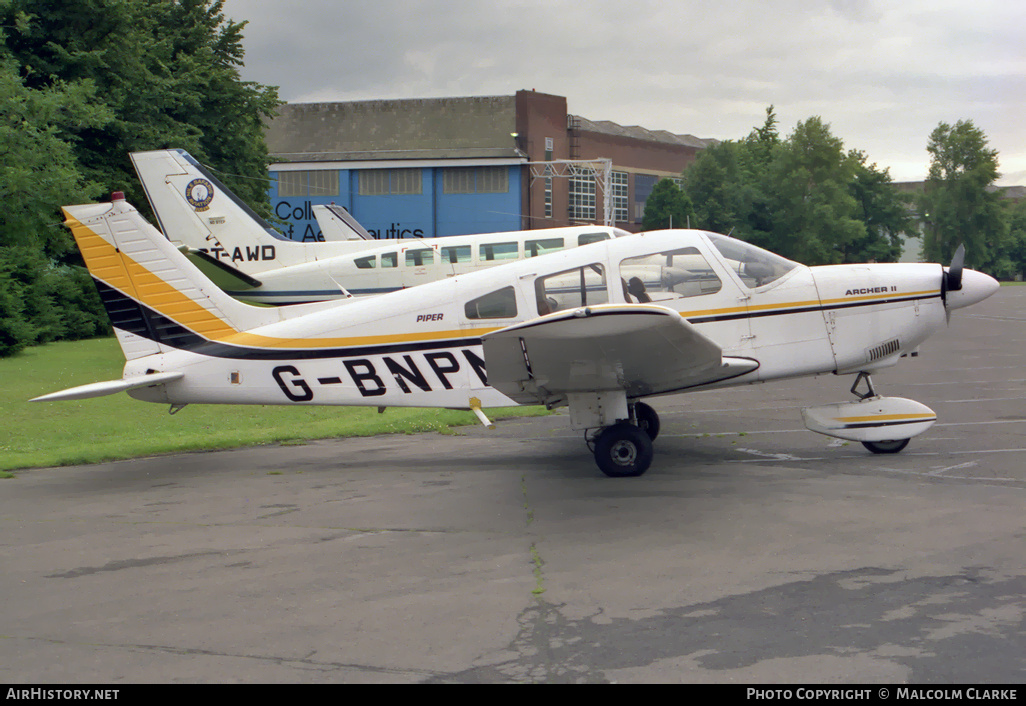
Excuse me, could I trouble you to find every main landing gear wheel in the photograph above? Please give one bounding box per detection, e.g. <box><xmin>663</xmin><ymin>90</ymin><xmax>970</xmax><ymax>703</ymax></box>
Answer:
<box><xmin>594</xmin><ymin>422</ymin><xmax>654</xmax><ymax>478</ymax></box>
<box><xmin>633</xmin><ymin>402</ymin><xmax>660</xmax><ymax>441</ymax></box>
<box><xmin>862</xmin><ymin>439</ymin><xmax>911</xmax><ymax>454</ymax></box>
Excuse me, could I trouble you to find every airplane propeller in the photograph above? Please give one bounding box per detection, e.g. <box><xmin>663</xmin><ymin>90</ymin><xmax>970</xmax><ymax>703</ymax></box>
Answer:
<box><xmin>945</xmin><ymin>243</ymin><xmax>965</xmax><ymax>294</ymax></box>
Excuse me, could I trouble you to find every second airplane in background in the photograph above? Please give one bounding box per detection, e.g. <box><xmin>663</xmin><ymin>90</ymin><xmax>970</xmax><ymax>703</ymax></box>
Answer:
<box><xmin>131</xmin><ymin>149</ymin><xmax>629</xmax><ymax>305</ymax></box>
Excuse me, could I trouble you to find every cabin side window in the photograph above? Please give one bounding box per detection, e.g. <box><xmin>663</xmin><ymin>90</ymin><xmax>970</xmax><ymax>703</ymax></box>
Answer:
<box><xmin>405</xmin><ymin>248</ymin><xmax>435</xmax><ymax>267</ymax></box>
<box><xmin>465</xmin><ymin>286</ymin><xmax>518</xmax><ymax>319</ymax></box>
<box><xmin>381</xmin><ymin>252</ymin><xmax>398</xmax><ymax>268</ymax></box>
<box><xmin>526</xmin><ymin>238</ymin><xmax>564</xmax><ymax>257</ymax></box>
<box><xmin>441</xmin><ymin>245</ymin><xmax>472</xmax><ymax>264</ymax></box>
<box><xmin>619</xmin><ymin>247</ymin><xmax>722</xmax><ymax>304</ymax></box>
<box><xmin>706</xmin><ymin>234</ymin><xmax>798</xmax><ymax>288</ymax></box>
<box><xmin>535</xmin><ymin>264</ymin><xmax>608</xmax><ymax>315</ymax></box>
<box><xmin>354</xmin><ymin>255</ymin><xmax>376</xmax><ymax>269</ymax></box>
<box><xmin>479</xmin><ymin>242</ymin><xmax>519</xmax><ymax>261</ymax></box>
<box><xmin>578</xmin><ymin>232</ymin><xmax>610</xmax><ymax>246</ymax></box>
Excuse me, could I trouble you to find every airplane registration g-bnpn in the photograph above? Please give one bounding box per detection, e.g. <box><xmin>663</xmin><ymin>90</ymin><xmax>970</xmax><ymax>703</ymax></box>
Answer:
<box><xmin>33</xmin><ymin>194</ymin><xmax>998</xmax><ymax>477</ymax></box>
<box><xmin>131</xmin><ymin>149</ymin><xmax>629</xmax><ymax>304</ymax></box>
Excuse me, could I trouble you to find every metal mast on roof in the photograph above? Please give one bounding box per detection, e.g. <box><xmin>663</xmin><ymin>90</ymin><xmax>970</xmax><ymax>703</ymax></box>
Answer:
<box><xmin>525</xmin><ymin>158</ymin><xmax>613</xmax><ymax>227</ymax></box>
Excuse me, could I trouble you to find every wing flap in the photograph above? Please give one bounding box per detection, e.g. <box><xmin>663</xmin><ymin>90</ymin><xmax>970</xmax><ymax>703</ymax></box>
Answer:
<box><xmin>482</xmin><ymin>304</ymin><xmax>756</xmax><ymax>405</ymax></box>
<box><xmin>31</xmin><ymin>372</ymin><xmax>185</xmax><ymax>402</ymax></box>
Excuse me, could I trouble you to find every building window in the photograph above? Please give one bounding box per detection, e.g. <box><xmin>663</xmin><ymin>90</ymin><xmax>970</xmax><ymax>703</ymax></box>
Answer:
<box><xmin>544</xmin><ymin>141</ymin><xmax>554</xmax><ymax>218</ymax></box>
<box><xmin>633</xmin><ymin>174</ymin><xmax>658</xmax><ymax>223</ymax></box>
<box><xmin>477</xmin><ymin>167</ymin><xmax>508</xmax><ymax>193</ymax></box>
<box><xmin>359</xmin><ymin>169</ymin><xmax>423</xmax><ymax>196</ymax></box>
<box><xmin>611</xmin><ymin>171</ymin><xmax>628</xmax><ymax>223</ymax></box>
<box><xmin>443</xmin><ymin>167</ymin><xmax>509</xmax><ymax>194</ymax></box>
<box><xmin>278</xmin><ymin>170</ymin><xmax>339</xmax><ymax>197</ymax></box>
<box><xmin>444</xmin><ymin>168</ymin><xmax>475</xmax><ymax>194</ymax></box>
<box><xmin>569</xmin><ymin>175</ymin><xmax>596</xmax><ymax>221</ymax></box>
<box><xmin>391</xmin><ymin>168</ymin><xmax>422</xmax><ymax>195</ymax></box>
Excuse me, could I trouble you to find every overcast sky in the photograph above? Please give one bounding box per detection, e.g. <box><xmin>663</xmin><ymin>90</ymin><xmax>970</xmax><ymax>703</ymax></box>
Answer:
<box><xmin>221</xmin><ymin>0</ymin><xmax>1026</xmax><ymax>184</ymax></box>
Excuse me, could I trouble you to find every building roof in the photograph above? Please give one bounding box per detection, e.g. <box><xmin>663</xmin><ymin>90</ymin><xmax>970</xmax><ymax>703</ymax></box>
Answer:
<box><xmin>265</xmin><ymin>93</ymin><xmax>718</xmax><ymax>163</ymax></box>
<box><xmin>267</xmin><ymin>96</ymin><xmax>522</xmax><ymax>163</ymax></box>
<box><xmin>571</xmin><ymin>116</ymin><xmax>717</xmax><ymax>149</ymax></box>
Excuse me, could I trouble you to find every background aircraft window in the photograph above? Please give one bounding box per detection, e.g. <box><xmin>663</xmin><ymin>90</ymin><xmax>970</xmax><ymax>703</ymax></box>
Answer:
<box><xmin>620</xmin><ymin>247</ymin><xmax>722</xmax><ymax>301</ymax></box>
<box><xmin>381</xmin><ymin>252</ymin><xmax>398</xmax><ymax>268</ymax></box>
<box><xmin>578</xmin><ymin>232</ymin><xmax>610</xmax><ymax>246</ymax></box>
<box><xmin>480</xmin><ymin>242</ymin><xmax>519</xmax><ymax>261</ymax></box>
<box><xmin>405</xmin><ymin>248</ymin><xmax>435</xmax><ymax>267</ymax></box>
<box><xmin>465</xmin><ymin>286</ymin><xmax>518</xmax><ymax>319</ymax></box>
<box><xmin>441</xmin><ymin>245</ymin><xmax>472</xmax><ymax>264</ymax></box>
<box><xmin>354</xmin><ymin>255</ymin><xmax>376</xmax><ymax>269</ymax></box>
<box><xmin>535</xmin><ymin>264</ymin><xmax>608</xmax><ymax>314</ymax></box>
<box><xmin>706</xmin><ymin>234</ymin><xmax>798</xmax><ymax>288</ymax></box>
<box><xmin>526</xmin><ymin>238</ymin><xmax>564</xmax><ymax>257</ymax></box>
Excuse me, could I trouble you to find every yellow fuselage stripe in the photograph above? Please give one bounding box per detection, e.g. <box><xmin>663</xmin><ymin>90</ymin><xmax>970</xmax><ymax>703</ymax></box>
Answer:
<box><xmin>832</xmin><ymin>413</ymin><xmax>937</xmax><ymax>423</ymax></box>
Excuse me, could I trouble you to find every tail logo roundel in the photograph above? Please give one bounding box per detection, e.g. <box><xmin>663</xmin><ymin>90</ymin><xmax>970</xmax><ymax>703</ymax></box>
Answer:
<box><xmin>185</xmin><ymin>178</ymin><xmax>214</xmax><ymax>212</ymax></box>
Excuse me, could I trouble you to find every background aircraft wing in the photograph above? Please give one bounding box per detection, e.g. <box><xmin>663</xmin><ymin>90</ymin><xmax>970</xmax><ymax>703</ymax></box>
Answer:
<box><xmin>181</xmin><ymin>247</ymin><xmax>262</xmax><ymax>291</ymax></box>
<box><xmin>481</xmin><ymin>304</ymin><xmax>758</xmax><ymax>406</ymax></box>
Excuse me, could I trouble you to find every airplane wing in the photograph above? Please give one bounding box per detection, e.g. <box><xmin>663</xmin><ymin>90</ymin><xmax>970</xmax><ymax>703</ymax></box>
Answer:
<box><xmin>31</xmin><ymin>372</ymin><xmax>185</xmax><ymax>402</ymax></box>
<box><xmin>481</xmin><ymin>304</ymin><xmax>758</xmax><ymax>406</ymax></box>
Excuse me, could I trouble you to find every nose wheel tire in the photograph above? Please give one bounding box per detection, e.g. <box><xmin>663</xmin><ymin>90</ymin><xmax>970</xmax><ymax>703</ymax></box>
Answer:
<box><xmin>862</xmin><ymin>439</ymin><xmax>910</xmax><ymax>454</ymax></box>
<box><xmin>594</xmin><ymin>423</ymin><xmax>654</xmax><ymax>477</ymax></box>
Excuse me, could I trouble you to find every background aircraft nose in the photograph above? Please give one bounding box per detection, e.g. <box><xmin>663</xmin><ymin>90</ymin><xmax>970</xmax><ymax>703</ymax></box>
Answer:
<box><xmin>945</xmin><ymin>268</ymin><xmax>1000</xmax><ymax>310</ymax></box>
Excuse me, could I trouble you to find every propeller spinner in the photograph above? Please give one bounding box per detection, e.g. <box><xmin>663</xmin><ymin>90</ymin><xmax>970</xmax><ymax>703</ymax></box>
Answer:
<box><xmin>941</xmin><ymin>244</ymin><xmax>998</xmax><ymax>313</ymax></box>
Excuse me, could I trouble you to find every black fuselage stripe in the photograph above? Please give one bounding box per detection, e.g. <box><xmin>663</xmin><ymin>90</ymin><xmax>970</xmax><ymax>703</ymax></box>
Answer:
<box><xmin>838</xmin><ymin>418</ymin><xmax>935</xmax><ymax>430</ymax></box>
<box><xmin>686</xmin><ymin>293</ymin><xmax>941</xmax><ymax>325</ymax></box>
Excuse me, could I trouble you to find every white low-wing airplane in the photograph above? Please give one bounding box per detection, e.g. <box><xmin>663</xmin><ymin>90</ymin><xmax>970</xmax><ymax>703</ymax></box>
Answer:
<box><xmin>131</xmin><ymin>149</ymin><xmax>628</xmax><ymax>304</ymax></box>
<box><xmin>33</xmin><ymin>194</ymin><xmax>999</xmax><ymax>477</ymax></box>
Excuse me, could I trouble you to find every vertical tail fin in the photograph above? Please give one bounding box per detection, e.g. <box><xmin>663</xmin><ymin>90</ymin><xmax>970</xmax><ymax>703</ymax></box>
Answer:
<box><xmin>130</xmin><ymin>149</ymin><xmax>286</xmax><ymax>263</ymax></box>
<box><xmin>312</xmin><ymin>204</ymin><xmax>375</xmax><ymax>241</ymax></box>
<box><xmin>65</xmin><ymin>194</ymin><xmax>282</xmax><ymax>361</ymax></box>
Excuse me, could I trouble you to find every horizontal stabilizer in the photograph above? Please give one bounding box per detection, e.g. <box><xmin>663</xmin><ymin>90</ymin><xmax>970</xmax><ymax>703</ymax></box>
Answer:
<box><xmin>31</xmin><ymin>372</ymin><xmax>184</xmax><ymax>402</ymax></box>
<box><xmin>181</xmin><ymin>247</ymin><xmax>262</xmax><ymax>290</ymax></box>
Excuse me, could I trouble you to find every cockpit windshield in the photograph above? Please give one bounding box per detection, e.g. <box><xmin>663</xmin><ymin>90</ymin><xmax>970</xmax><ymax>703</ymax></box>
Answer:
<box><xmin>706</xmin><ymin>234</ymin><xmax>799</xmax><ymax>288</ymax></box>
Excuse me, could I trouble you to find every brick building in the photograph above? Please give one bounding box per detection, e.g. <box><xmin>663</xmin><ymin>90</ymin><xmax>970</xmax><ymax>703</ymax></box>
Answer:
<box><xmin>265</xmin><ymin>90</ymin><xmax>715</xmax><ymax>240</ymax></box>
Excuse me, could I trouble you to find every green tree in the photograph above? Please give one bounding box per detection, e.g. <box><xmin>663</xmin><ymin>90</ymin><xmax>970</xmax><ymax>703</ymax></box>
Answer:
<box><xmin>919</xmin><ymin>119</ymin><xmax>1006</xmax><ymax>271</ymax></box>
<box><xmin>846</xmin><ymin>152</ymin><xmax>909</xmax><ymax>262</ymax></box>
<box><xmin>0</xmin><ymin>0</ymin><xmax>280</xmax><ymax>217</ymax></box>
<box><xmin>684</xmin><ymin>140</ymin><xmax>744</xmax><ymax>235</ymax></box>
<box><xmin>641</xmin><ymin>178</ymin><xmax>696</xmax><ymax>231</ymax></box>
<box><xmin>0</xmin><ymin>48</ymin><xmax>111</xmax><ymax>353</ymax></box>
<box><xmin>685</xmin><ymin>109</ymin><xmax>914</xmax><ymax>266</ymax></box>
<box><xmin>765</xmin><ymin>116</ymin><xmax>865</xmax><ymax>264</ymax></box>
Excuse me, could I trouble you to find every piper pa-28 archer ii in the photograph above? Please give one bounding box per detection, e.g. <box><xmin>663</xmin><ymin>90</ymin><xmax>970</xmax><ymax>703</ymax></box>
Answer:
<box><xmin>131</xmin><ymin>149</ymin><xmax>628</xmax><ymax>304</ymax></box>
<box><xmin>33</xmin><ymin>193</ymin><xmax>998</xmax><ymax>477</ymax></box>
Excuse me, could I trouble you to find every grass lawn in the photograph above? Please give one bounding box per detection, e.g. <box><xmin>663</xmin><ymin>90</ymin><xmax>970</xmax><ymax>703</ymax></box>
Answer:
<box><xmin>1</xmin><ymin>337</ymin><xmax>548</xmax><ymax>473</ymax></box>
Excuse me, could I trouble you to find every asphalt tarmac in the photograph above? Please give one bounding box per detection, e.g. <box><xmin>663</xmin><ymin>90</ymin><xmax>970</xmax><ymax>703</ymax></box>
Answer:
<box><xmin>3</xmin><ymin>288</ymin><xmax>1026</xmax><ymax>684</ymax></box>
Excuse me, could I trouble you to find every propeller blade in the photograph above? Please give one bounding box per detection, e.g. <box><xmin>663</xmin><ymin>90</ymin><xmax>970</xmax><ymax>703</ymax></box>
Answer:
<box><xmin>946</xmin><ymin>243</ymin><xmax>965</xmax><ymax>293</ymax></box>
